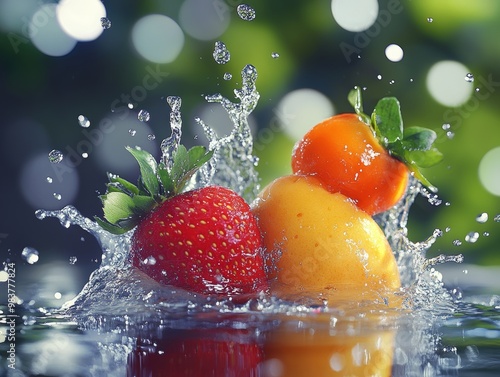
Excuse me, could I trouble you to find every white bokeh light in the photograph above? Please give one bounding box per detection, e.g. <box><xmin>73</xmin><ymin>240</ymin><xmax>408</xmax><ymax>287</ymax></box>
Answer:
<box><xmin>385</xmin><ymin>43</ymin><xmax>404</xmax><ymax>62</ymax></box>
<box><xmin>19</xmin><ymin>153</ymin><xmax>80</xmax><ymax>210</ymax></box>
<box><xmin>179</xmin><ymin>0</ymin><xmax>230</xmax><ymax>41</ymax></box>
<box><xmin>29</xmin><ymin>4</ymin><xmax>77</xmax><ymax>57</ymax></box>
<box><xmin>479</xmin><ymin>146</ymin><xmax>500</xmax><ymax>196</ymax></box>
<box><xmin>331</xmin><ymin>0</ymin><xmax>379</xmax><ymax>32</ymax></box>
<box><xmin>56</xmin><ymin>0</ymin><xmax>106</xmax><ymax>41</ymax></box>
<box><xmin>276</xmin><ymin>89</ymin><xmax>335</xmax><ymax>141</ymax></box>
<box><xmin>132</xmin><ymin>14</ymin><xmax>184</xmax><ymax>64</ymax></box>
<box><xmin>426</xmin><ymin>60</ymin><xmax>474</xmax><ymax>107</ymax></box>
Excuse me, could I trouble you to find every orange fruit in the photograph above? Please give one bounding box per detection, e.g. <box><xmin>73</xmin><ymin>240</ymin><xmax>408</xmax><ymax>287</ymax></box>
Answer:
<box><xmin>291</xmin><ymin>113</ymin><xmax>409</xmax><ymax>215</ymax></box>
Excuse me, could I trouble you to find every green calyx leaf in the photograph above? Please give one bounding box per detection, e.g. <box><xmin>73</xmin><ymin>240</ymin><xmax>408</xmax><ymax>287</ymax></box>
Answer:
<box><xmin>96</xmin><ymin>144</ymin><xmax>213</xmax><ymax>234</ymax></box>
<box><xmin>347</xmin><ymin>87</ymin><xmax>444</xmax><ymax>192</ymax></box>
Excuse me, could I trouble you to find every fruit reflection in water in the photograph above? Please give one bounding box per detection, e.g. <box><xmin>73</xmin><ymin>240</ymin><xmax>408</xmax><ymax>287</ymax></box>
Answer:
<box><xmin>126</xmin><ymin>329</ymin><xmax>263</xmax><ymax>377</ymax></box>
<box><xmin>262</xmin><ymin>321</ymin><xmax>394</xmax><ymax>377</ymax></box>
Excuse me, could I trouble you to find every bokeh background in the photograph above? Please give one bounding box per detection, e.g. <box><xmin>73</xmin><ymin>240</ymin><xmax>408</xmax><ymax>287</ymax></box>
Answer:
<box><xmin>0</xmin><ymin>0</ymin><xmax>499</xmax><ymax>302</ymax></box>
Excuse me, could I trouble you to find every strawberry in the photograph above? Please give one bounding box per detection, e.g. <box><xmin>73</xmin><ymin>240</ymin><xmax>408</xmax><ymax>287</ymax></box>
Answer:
<box><xmin>127</xmin><ymin>329</ymin><xmax>263</xmax><ymax>377</ymax></box>
<box><xmin>96</xmin><ymin>144</ymin><xmax>268</xmax><ymax>296</ymax></box>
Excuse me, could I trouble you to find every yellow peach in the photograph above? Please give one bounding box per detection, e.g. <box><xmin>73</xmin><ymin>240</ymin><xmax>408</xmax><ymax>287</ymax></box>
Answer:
<box><xmin>251</xmin><ymin>175</ymin><xmax>401</xmax><ymax>297</ymax></box>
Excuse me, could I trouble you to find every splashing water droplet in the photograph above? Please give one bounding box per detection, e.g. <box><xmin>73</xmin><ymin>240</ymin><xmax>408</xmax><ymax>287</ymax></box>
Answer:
<box><xmin>465</xmin><ymin>73</ymin><xmax>474</xmax><ymax>82</ymax></box>
<box><xmin>223</xmin><ymin>72</ymin><xmax>232</xmax><ymax>81</ymax></box>
<box><xmin>69</xmin><ymin>256</ymin><xmax>78</xmax><ymax>265</ymax></box>
<box><xmin>22</xmin><ymin>247</ymin><xmax>39</xmax><ymax>264</ymax></box>
<box><xmin>427</xmin><ymin>17</ymin><xmax>433</xmax><ymax>23</ymax></box>
<box><xmin>213</xmin><ymin>41</ymin><xmax>230</xmax><ymax>64</ymax></box>
<box><xmin>452</xmin><ymin>239</ymin><xmax>462</xmax><ymax>246</ymax></box>
<box><xmin>237</xmin><ymin>4</ymin><xmax>256</xmax><ymax>21</ymax></box>
<box><xmin>138</xmin><ymin>109</ymin><xmax>150</xmax><ymax>122</ymax></box>
<box><xmin>78</xmin><ymin>115</ymin><xmax>91</xmax><ymax>128</ymax></box>
<box><xmin>46</xmin><ymin>177</ymin><xmax>53</xmax><ymax>183</ymax></box>
<box><xmin>271</xmin><ymin>52</ymin><xmax>280</xmax><ymax>59</ymax></box>
<box><xmin>476</xmin><ymin>212</ymin><xmax>488</xmax><ymax>223</ymax></box>
<box><xmin>129</xmin><ymin>129</ymin><xmax>137</xmax><ymax>136</ymax></box>
<box><xmin>147</xmin><ymin>134</ymin><xmax>156</xmax><ymax>141</ymax></box>
<box><xmin>48</xmin><ymin>150</ymin><xmax>63</xmax><ymax>163</ymax></box>
<box><xmin>53</xmin><ymin>193</ymin><xmax>62</xmax><ymax>200</ymax></box>
<box><xmin>465</xmin><ymin>231</ymin><xmax>479</xmax><ymax>243</ymax></box>
<box><xmin>100</xmin><ymin>17</ymin><xmax>111</xmax><ymax>29</ymax></box>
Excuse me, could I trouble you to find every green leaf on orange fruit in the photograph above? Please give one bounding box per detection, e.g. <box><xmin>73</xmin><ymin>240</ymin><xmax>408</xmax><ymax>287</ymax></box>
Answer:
<box><xmin>372</xmin><ymin>97</ymin><xmax>403</xmax><ymax>144</ymax></box>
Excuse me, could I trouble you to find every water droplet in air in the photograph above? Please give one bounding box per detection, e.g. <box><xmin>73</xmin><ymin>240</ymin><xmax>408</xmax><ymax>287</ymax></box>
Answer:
<box><xmin>271</xmin><ymin>52</ymin><xmax>280</xmax><ymax>59</ymax></box>
<box><xmin>213</xmin><ymin>41</ymin><xmax>230</xmax><ymax>64</ymax></box>
<box><xmin>127</xmin><ymin>103</ymin><xmax>134</xmax><ymax>109</ymax></box>
<box><xmin>445</xmin><ymin>227</ymin><xmax>451</xmax><ymax>232</ymax></box>
<box><xmin>495</xmin><ymin>214</ymin><xmax>500</xmax><ymax>222</ymax></box>
<box><xmin>452</xmin><ymin>239</ymin><xmax>462</xmax><ymax>246</ymax></box>
<box><xmin>82</xmin><ymin>152</ymin><xmax>89</xmax><ymax>159</ymax></box>
<box><xmin>46</xmin><ymin>177</ymin><xmax>53</xmax><ymax>183</ymax></box>
<box><xmin>476</xmin><ymin>212</ymin><xmax>488</xmax><ymax>223</ymax></box>
<box><xmin>465</xmin><ymin>231</ymin><xmax>479</xmax><ymax>243</ymax></box>
<box><xmin>446</xmin><ymin>131</ymin><xmax>455</xmax><ymax>139</ymax></box>
<box><xmin>22</xmin><ymin>247</ymin><xmax>39</xmax><ymax>264</ymax></box>
<box><xmin>483</xmin><ymin>232</ymin><xmax>490</xmax><ymax>237</ymax></box>
<box><xmin>223</xmin><ymin>72</ymin><xmax>232</xmax><ymax>80</ymax></box>
<box><xmin>237</xmin><ymin>4</ymin><xmax>256</xmax><ymax>21</ymax></box>
<box><xmin>78</xmin><ymin>115</ymin><xmax>90</xmax><ymax>128</ymax></box>
<box><xmin>442</xmin><ymin>123</ymin><xmax>451</xmax><ymax>130</ymax></box>
<box><xmin>465</xmin><ymin>73</ymin><xmax>474</xmax><ymax>82</ymax></box>
<box><xmin>48</xmin><ymin>150</ymin><xmax>63</xmax><ymax>163</ymax></box>
<box><xmin>389</xmin><ymin>80</ymin><xmax>395</xmax><ymax>85</ymax></box>
<box><xmin>129</xmin><ymin>129</ymin><xmax>137</xmax><ymax>136</ymax></box>
<box><xmin>147</xmin><ymin>134</ymin><xmax>156</xmax><ymax>141</ymax></box>
<box><xmin>69</xmin><ymin>256</ymin><xmax>77</xmax><ymax>265</ymax></box>
<box><xmin>100</xmin><ymin>17</ymin><xmax>111</xmax><ymax>29</ymax></box>
<box><xmin>475</xmin><ymin>87</ymin><xmax>480</xmax><ymax>92</ymax></box>
<box><xmin>427</xmin><ymin>17</ymin><xmax>433</xmax><ymax>23</ymax></box>
<box><xmin>138</xmin><ymin>109</ymin><xmax>150</xmax><ymax>122</ymax></box>
<box><xmin>377</xmin><ymin>74</ymin><xmax>382</xmax><ymax>80</ymax></box>
<box><xmin>53</xmin><ymin>193</ymin><xmax>62</xmax><ymax>200</ymax></box>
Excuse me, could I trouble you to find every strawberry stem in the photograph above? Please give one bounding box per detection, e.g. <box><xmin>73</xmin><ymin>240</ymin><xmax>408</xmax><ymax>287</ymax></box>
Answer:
<box><xmin>96</xmin><ymin>145</ymin><xmax>213</xmax><ymax>234</ymax></box>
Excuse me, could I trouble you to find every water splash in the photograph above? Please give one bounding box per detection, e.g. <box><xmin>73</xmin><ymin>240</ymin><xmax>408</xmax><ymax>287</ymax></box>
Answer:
<box><xmin>213</xmin><ymin>41</ymin><xmax>230</xmax><ymax>64</ymax></box>
<box><xmin>48</xmin><ymin>149</ymin><xmax>64</xmax><ymax>163</ymax></box>
<box><xmin>236</xmin><ymin>4</ymin><xmax>256</xmax><ymax>21</ymax></box>
<box><xmin>137</xmin><ymin>109</ymin><xmax>150</xmax><ymax>122</ymax></box>
<box><xmin>196</xmin><ymin>64</ymin><xmax>260</xmax><ymax>202</ymax></box>
<box><xmin>78</xmin><ymin>115</ymin><xmax>91</xmax><ymax>128</ymax></box>
<box><xmin>100</xmin><ymin>17</ymin><xmax>111</xmax><ymax>29</ymax></box>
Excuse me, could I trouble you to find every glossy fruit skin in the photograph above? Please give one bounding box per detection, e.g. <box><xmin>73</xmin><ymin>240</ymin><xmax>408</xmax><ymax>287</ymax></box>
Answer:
<box><xmin>251</xmin><ymin>175</ymin><xmax>401</xmax><ymax>295</ymax></box>
<box><xmin>131</xmin><ymin>186</ymin><xmax>268</xmax><ymax>296</ymax></box>
<box><xmin>263</xmin><ymin>320</ymin><xmax>395</xmax><ymax>377</ymax></box>
<box><xmin>292</xmin><ymin>113</ymin><xmax>409</xmax><ymax>215</ymax></box>
<box><xmin>127</xmin><ymin>329</ymin><xmax>263</xmax><ymax>377</ymax></box>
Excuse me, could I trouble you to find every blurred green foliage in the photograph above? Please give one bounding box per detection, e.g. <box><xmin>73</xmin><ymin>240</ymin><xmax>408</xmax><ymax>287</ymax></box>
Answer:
<box><xmin>0</xmin><ymin>0</ymin><xmax>498</xmax><ymax>275</ymax></box>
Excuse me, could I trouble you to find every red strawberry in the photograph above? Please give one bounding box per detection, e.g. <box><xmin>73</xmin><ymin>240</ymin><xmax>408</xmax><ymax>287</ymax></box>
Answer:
<box><xmin>131</xmin><ymin>186</ymin><xmax>268</xmax><ymax>295</ymax></box>
<box><xmin>127</xmin><ymin>329</ymin><xmax>263</xmax><ymax>377</ymax></box>
<box><xmin>96</xmin><ymin>144</ymin><xmax>268</xmax><ymax>296</ymax></box>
